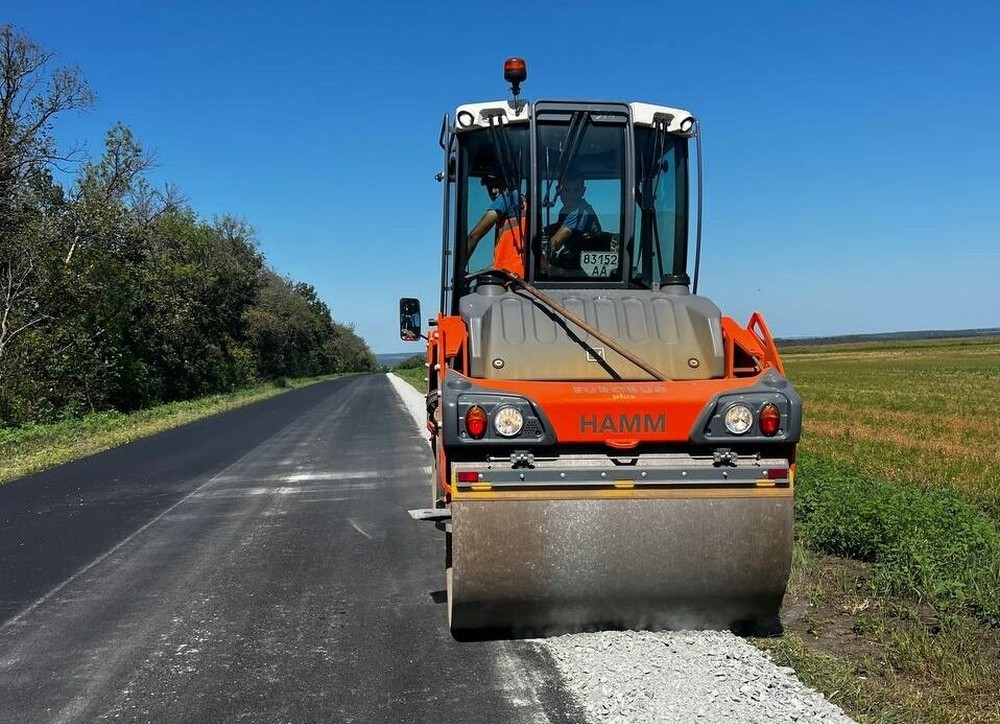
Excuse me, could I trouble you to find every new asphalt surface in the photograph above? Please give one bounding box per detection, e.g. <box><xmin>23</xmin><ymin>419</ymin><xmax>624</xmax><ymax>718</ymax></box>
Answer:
<box><xmin>0</xmin><ymin>376</ymin><xmax>581</xmax><ymax>723</ymax></box>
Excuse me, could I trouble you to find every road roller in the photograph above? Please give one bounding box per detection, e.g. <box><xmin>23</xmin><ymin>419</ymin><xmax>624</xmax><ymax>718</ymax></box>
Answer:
<box><xmin>401</xmin><ymin>58</ymin><xmax>801</xmax><ymax>636</ymax></box>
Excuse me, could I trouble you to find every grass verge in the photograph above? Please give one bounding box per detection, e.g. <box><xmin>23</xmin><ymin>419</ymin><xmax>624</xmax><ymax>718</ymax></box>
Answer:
<box><xmin>755</xmin><ymin>629</ymin><xmax>907</xmax><ymax>724</ymax></box>
<box><xmin>0</xmin><ymin>377</ymin><xmax>334</xmax><ymax>485</ymax></box>
<box><xmin>758</xmin><ymin>541</ymin><xmax>1000</xmax><ymax>724</ymax></box>
<box><xmin>393</xmin><ymin>366</ymin><xmax>425</xmax><ymax>392</ymax></box>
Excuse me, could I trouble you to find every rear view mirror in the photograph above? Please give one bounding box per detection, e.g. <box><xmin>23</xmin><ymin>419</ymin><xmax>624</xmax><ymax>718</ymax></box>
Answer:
<box><xmin>399</xmin><ymin>298</ymin><xmax>422</xmax><ymax>341</ymax></box>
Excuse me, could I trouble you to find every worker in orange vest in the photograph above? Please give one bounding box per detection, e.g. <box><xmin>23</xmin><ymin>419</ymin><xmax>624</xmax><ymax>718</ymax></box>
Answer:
<box><xmin>465</xmin><ymin>173</ymin><xmax>527</xmax><ymax>278</ymax></box>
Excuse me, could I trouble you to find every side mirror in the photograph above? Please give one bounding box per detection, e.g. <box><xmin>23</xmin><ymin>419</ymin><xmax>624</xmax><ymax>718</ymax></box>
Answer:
<box><xmin>399</xmin><ymin>297</ymin><xmax>422</xmax><ymax>341</ymax></box>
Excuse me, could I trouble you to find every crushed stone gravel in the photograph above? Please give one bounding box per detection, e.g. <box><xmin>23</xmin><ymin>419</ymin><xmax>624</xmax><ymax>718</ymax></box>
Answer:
<box><xmin>536</xmin><ymin>630</ymin><xmax>856</xmax><ymax>723</ymax></box>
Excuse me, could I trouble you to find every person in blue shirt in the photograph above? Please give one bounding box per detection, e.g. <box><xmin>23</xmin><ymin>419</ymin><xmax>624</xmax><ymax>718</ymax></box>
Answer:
<box><xmin>548</xmin><ymin>175</ymin><xmax>601</xmax><ymax>265</ymax></box>
<box><xmin>466</xmin><ymin>173</ymin><xmax>527</xmax><ymax>277</ymax></box>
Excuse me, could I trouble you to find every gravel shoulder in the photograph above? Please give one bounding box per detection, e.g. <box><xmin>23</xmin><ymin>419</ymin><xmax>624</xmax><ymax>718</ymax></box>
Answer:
<box><xmin>387</xmin><ymin>373</ymin><xmax>859</xmax><ymax>724</ymax></box>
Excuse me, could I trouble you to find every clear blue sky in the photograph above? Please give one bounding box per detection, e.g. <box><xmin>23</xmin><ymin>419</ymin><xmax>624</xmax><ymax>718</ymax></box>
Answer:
<box><xmin>8</xmin><ymin>0</ymin><xmax>999</xmax><ymax>353</ymax></box>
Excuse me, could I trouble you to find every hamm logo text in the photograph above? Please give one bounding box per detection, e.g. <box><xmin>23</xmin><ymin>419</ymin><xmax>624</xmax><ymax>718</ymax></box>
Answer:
<box><xmin>580</xmin><ymin>414</ymin><xmax>665</xmax><ymax>434</ymax></box>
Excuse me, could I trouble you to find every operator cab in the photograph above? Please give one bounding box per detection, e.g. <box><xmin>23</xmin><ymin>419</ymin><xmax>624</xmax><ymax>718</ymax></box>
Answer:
<box><xmin>449</xmin><ymin>92</ymin><xmax>697</xmax><ymax>306</ymax></box>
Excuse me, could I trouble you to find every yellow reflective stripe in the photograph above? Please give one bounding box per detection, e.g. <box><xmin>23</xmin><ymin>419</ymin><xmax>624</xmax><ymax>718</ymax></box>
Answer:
<box><xmin>451</xmin><ymin>487</ymin><xmax>793</xmax><ymax>501</ymax></box>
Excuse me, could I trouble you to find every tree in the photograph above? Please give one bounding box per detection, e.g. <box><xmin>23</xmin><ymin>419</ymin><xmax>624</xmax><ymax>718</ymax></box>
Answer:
<box><xmin>0</xmin><ymin>25</ymin><xmax>92</xmax><ymax>388</ymax></box>
<box><xmin>46</xmin><ymin>124</ymin><xmax>160</xmax><ymax>412</ymax></box>
<box><xmin>0</xmin><ymin>168</ymin><xmax>67</xmax><ymax>421</ymax></box>
<box><xmin>243</xmin><ymin>272</ymin><xmax>378</xmax><ymax>379</ymax></box>
<box><xmin>0</xmin><ymin>24</ymin><xmax>94</xmax><ymax>207</ymax></box>
<box><xmin>395</xmin><ymin>354</ymin><xmax>426</xmax><ymax>370</ymax></box>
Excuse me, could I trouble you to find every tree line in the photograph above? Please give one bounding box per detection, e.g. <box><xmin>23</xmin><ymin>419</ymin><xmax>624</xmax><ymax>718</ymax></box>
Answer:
<box><xmin>0</xmin><ymin>25</ymin><xmax>376</xmax><ymax>427</ymax></box>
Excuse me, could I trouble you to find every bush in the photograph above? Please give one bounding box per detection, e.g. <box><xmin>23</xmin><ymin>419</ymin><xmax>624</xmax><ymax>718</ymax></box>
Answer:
<box><xmin>394</xmin><ymin>354</ymin><xmax>426</xmax><ymax>370</ymax></box>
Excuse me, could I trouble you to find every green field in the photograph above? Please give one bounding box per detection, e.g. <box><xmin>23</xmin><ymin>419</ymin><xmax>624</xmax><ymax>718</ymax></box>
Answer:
<box><xmin>784</xmin><ymin>337</ymin><xmax>1000</xmax><ymax>518</ymax></box>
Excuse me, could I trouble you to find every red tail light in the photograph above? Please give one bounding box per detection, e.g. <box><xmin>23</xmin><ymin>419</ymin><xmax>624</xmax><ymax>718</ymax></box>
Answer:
<box><xmin>465</xmin><ymin>405</ymin><xmax>487</xmax><ymax>439</ymax></box>
<box><xmin>759</xmin><ymin>403</ymin><xmax>780</xmax><ymax>436</ymax></box>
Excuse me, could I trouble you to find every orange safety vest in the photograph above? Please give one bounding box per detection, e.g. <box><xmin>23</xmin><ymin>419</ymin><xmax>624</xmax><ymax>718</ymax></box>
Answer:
<box><xmin>494</xmin><ymin>203</ymin><xmax>527</xmax><ymax>278</ymax></box>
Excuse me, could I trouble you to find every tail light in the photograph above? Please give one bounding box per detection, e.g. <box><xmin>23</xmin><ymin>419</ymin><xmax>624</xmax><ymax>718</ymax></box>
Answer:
<box><xmin>465</xmin><ymin>405</ymin><xmax>487</xmax><ymax>439</ymax></box>
<box><xmin>759</xmin><ymin>403</ymin><xmax>781</xmax><ymax>436</ymax></box>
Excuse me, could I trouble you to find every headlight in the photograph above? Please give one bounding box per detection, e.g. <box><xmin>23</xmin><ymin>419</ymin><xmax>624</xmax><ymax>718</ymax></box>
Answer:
<box><xmin>493</xmin><ymin>406</ymin><xmax>524</xmax><ymax>437</ymax></box>
<box><xmin>724</xmin><ymin>403</ymin><xmax>753</xmax><ymax>435</ymax></box>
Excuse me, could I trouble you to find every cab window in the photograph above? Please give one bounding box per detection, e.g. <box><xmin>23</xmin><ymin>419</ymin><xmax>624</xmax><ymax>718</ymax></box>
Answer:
<box><xmin>534</xmin><ymin>116</ymin><xmax>626</xmax><ymax>284</ymax></box>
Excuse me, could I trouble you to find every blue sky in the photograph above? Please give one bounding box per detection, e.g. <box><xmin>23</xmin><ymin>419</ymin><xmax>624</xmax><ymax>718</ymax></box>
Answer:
<box><xmin>8</xmin><ymin>0</ymin><xmax>999</xmax><ymax>353</ymax></box>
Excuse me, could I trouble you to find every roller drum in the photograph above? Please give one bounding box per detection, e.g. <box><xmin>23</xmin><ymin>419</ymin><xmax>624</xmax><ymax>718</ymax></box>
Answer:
<box><xmin>448</xmin><ymin>494</ymin><xmax>793</xmax><ymax>634</ymax></box>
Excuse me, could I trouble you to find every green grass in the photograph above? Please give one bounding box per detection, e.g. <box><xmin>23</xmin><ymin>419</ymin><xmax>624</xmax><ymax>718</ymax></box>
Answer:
<box><xmin>759</xmin><ymin>543</ymin><xmax>1000</xmax><ymax>724</ymax></box>
<box><xmin>795</xmin><ymin>454</ymin><xmax>1000</xmax><ymax>626</ymax></box>
<box><xmin>393</xmin><ymin>366</ymin><xmax>426</xmax><ymax>392</ymax></box>
<box><xmin>756</xmin><ymin>633</ymin><xmax>907</xmax><ymax>724</ymax></box>
<box><xmin>758</xmin><ymin>623</ymin><xmax>1000</xmax><ymax>724</ymax></box>
<box><xmin>0</xmin><ymin>377</ymin><xmax>333</xmax><ymax>484</ymax></box>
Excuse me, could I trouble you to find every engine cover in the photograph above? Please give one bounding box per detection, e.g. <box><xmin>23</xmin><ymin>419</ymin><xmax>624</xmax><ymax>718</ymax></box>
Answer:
<box><xmin>459</xmin><ymin>285</ymin><xmax>725</xmax><ymax>381</ymax></box>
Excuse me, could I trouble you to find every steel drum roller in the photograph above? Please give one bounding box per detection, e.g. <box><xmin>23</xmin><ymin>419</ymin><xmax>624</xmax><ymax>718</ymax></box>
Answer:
<box><xmin>448</xmin><ymin>493</ymin><xmax>793</xmax><ymax>633</ymax></box>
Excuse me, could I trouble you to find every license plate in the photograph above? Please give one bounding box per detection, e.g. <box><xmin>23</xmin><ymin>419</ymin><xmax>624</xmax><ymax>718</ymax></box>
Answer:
<box><xmin>581</xmin><ymin>252</ymin><xmax>619</xmax><ymax>277</ymax></box>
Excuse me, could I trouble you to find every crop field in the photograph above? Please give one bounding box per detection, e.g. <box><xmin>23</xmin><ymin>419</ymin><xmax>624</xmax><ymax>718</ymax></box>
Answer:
<box><xmin>783</xmin><ymin>337</ymin><xmax>1000</xmax><ymax>518</ymax></box>
<box><xmin>766</xmin><ymin>337</ymin><xmax>1000</xmax><ymax>724</ymax></box>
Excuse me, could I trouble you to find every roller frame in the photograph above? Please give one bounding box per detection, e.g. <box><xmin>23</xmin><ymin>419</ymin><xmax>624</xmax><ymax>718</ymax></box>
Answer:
<box><xmin>451</xmin><ymin>452</ymin><xmax>791</xmax><ymax>490</ymax></box>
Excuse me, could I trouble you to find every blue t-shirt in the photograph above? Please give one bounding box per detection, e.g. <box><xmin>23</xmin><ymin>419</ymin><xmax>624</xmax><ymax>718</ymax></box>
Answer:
<box><xmin>489</xmin><ymin>190</ymin><xmax>525</xmax><ymax>220</ymax></box>
<box><xmin>558</xmin><ymin>199</ymin><xmax>601</xmax><ymax>234</ymax></box>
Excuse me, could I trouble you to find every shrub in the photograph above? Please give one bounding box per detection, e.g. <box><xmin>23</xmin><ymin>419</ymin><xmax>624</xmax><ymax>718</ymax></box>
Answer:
<box><xmin>394</xmin><ymin>354</ymin><xmax>426</xmax><ymax>370</ymax></box>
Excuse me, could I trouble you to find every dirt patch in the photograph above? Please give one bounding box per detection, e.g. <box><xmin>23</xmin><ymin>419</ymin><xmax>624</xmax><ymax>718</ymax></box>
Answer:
<box><xmin>782</xmin><ymin>552</ymin><xmax>882</xmax><ymax>663</ymax></box>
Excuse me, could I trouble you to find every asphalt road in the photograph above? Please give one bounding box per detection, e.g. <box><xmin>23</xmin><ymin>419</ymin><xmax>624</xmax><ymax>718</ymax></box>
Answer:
<box><xmin>0</xmin><ymin>376</ymin><xmax>581</xmax><ymax>724</ymax></box>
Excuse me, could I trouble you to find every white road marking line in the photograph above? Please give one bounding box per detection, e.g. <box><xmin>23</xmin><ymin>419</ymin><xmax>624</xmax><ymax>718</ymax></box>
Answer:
<box><xmin>494</xmin><ymin>642</ymin><xmax>555</xmax><ymax>724</ymax></box>
<box><xmin>347</xmin><ymin>518</ymin><xmax>372</xmax><ymax>539</ymax></box>
<box><xmin>285</xmin><ymin>471</ymin><xmax>377</xmax><ymax>482</ymax></box>
<box><xmin>210</xmin><ymin>466</ymin><xmax>433</xmax><ymax>486</ymax></box>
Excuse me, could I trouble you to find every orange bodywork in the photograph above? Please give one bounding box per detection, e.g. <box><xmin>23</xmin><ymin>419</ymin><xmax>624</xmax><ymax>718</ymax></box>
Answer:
<box><xmin>426</xmin><ymin>310</ymin><xmax>787</xmax><ymax>497</ymax></box>
<box><xmin>721</xmin><ymin>312</ymin><xmax>785</xmax><ymax>377</ymax></box>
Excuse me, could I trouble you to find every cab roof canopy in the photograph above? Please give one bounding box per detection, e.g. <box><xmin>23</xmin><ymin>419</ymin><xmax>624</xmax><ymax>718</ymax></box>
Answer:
<box><xmin>452</xmin><ymin>101</ymin><xmax>695</xmax><ymax>134</ymax></box>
